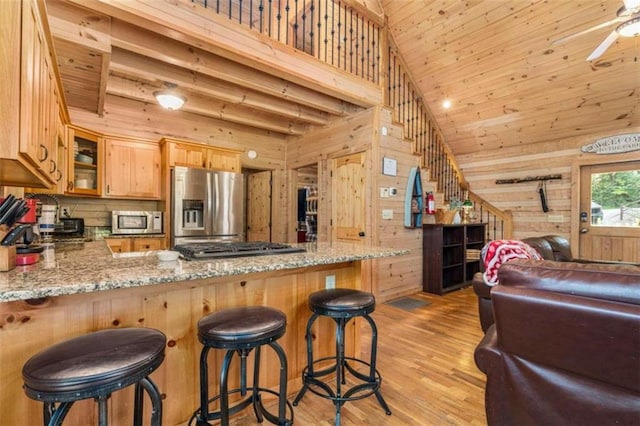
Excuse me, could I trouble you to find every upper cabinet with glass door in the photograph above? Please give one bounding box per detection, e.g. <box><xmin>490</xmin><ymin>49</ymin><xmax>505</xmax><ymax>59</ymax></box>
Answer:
<box><xmin>66</xmin><ymin>125</ymin><xmax>102</xmax><ymax>196</ymax></box>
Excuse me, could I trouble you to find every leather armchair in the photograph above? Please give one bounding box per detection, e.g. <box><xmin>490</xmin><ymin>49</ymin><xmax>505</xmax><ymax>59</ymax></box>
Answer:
<box><xmin>472</xmin><ymin>235</ymin><xmax>637</xmax><ymax>332</ymax></box>
<box><xmin>474</xmin><ymin>259</ymin><xmax>640</xmax><ymax>426</ymax></box>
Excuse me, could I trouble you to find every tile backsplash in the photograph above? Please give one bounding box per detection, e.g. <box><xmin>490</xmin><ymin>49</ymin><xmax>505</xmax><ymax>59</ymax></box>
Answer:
<box><xmin>28</xmin><ymin>194</ymin><xmax>161</xmax><ymax>227</ymax></box>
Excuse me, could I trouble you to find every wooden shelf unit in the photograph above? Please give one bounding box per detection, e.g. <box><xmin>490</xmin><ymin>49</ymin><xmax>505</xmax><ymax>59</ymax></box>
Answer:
<box><xmin>422</xmin><ymin>223</ymin><xmax>487</xmax><ymax>295</ymax></box>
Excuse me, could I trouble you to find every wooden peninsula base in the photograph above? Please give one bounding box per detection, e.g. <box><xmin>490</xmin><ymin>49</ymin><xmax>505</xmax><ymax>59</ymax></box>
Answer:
<box><xmin>0</xmin><ymin>260</ymin><xmax>363</xmax><ymax>425</ymax></box>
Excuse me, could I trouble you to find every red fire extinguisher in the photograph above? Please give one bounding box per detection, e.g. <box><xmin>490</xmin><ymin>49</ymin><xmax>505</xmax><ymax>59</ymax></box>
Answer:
<box><xmin>425</xmin><ymin>192</ymin><xmax>435</xmax><ymax>215</ymax></box>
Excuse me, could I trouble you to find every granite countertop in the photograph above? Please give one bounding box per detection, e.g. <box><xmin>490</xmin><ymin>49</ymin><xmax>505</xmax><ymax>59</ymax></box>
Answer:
<box><xmin>0</xmin><ymin>241</ymin><xmax>409</xmax><ymax>302</ymax></box>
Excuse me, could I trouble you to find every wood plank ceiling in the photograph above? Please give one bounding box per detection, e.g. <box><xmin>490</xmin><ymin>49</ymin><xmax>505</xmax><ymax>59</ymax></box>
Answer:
<box><xmin>381</xmin><ymin>0</ymin><xmax>640</xmax><ymax>155</ymax></box>
<box><xmin>46</xmin><ymin>0</ymin><xmax>639</xmax><ymax>152</ymax></box>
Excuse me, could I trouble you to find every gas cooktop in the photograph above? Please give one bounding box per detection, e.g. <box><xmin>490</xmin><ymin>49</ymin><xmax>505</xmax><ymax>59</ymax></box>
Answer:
<box><xmin>173</xmin><ymin>241</ymin><xmax>306</xmax><ymax>260</ymax></box>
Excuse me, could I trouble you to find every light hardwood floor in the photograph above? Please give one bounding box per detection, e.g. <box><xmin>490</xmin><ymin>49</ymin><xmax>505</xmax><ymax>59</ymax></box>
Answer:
<box><xmin>228</xmin><ymin>287</ymin><xmax>487</xmax><ymax>425</ymax></box>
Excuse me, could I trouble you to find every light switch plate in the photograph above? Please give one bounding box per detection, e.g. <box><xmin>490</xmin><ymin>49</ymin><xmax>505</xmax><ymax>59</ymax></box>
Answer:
<box><xmin>380</xmin><ymin>187</ymin><xmax>389</xmax><ymax>198</ymax></box>
<box><xmin>382</xmin><ymin>209</ymin><xmax>393</xmax><ymax>219</ymax></box>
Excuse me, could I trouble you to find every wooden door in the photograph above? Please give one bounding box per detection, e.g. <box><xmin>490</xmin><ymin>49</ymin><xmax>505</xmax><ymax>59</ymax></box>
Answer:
<box><xmin>331</xmin><ymin>152</ymin><xmax>366</xmax><ymax>243</ymax></box>
<box><xmin>579</xmin><ymin>161</ymin><xmax>640</xmax><ymax>262</ymax></box>
<box><xmin>247</xmin><ymin>170</ymin><xmax>272</xmax><ymax>241</ymax></box>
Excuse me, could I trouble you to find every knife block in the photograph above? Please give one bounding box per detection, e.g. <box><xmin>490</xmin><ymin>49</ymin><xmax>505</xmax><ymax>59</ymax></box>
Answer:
<box><xmin>0</xmin><ymin>230</ymin><xmax>16</xmax><ymax>272</ymax></box>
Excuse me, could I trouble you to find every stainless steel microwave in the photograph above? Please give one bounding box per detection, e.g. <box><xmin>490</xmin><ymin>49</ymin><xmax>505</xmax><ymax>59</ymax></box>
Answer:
<box><xmin>111</xmin><ymin>211</ymin><xmax>163</xmax><ymax>235</ymax></box>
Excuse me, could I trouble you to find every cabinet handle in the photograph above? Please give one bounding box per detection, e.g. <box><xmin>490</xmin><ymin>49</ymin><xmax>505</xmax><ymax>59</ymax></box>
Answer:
<box><xmin>49</xmin><ymin>159</ymin><xmax>57</xmax><ymax>174</ymax></box>
<box><xmin>67</xmin><ymin>181</ymin><xmax>74</xmax><ymax>191</ymax></box>
<box><xmin>39</xmin><ymin>144</ymin><xmax>49</xmax><ymax>162</ymax></box>
<box><xmin>106</xmin><ymin>184</ymin><xmax>110</xmax><ymax>194</ymax></box>
<box><xmin>54</xmin><ymin>169</ymin><xmax>63</xmax><ymax>182</ymax></box>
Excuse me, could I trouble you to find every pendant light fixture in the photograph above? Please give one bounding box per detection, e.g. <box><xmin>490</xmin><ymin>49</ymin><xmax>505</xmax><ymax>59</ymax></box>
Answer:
<box><xmin>154</xmin><ymin>82</ymin><xmax>186</xmax><ymax>110</ymax></box>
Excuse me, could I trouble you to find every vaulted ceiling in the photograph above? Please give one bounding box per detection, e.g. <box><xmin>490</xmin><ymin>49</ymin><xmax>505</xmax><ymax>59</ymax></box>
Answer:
<box><xmin>46</xmin><ymin>0</ymin><xmax>639</xmax><ymax>154</ymax></box>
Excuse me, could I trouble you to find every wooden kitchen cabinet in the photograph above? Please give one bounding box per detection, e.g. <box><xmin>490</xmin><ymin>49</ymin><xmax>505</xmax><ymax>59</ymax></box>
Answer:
<box><xmin>66</xmin><ymin>126</ymin><xmax>102</xmax><ymax>196</ymax></box>
<box><xmin>0</xmin><ymin>0</ymin><xmax>63</xmax><ymax>189</ymax></box>
<box><xmin>105</xmin><ymin>237</ymin><xmax>165</xmax><ymax>253</ymax></box>
<box><xmin>104</xmin><ymin>137</ymin><xmax>161</xmax><ymax>199</ymax></box>
<box><xmin>161</xmin><ymin>138</ymin><xmax>241</xmax><ymax>172</ymax></box>
<box><xmin>132</xmin><ymin>238</ymin><xmax>164</xmax><ymax>251</ymax></box>
<box><xmin>105</xmin><ymin>238</ymin><xmax>132</xmax><ymax>253</ymax></box>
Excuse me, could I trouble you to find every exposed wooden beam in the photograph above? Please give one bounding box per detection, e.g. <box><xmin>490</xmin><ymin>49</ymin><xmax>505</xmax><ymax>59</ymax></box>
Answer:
<box><xmin>106</xmin><ymin>74</ymin><xmax>309</xmax><ymax>135</ymax></box>
<box><xmin>109</xmin><ymin>48</ymin><xmax>331</xmax><ymax>126</ymax></box>
<box><xmin>109</xmin><ymin>20</ymin><xmax>360</xmax><ymax>117</ymax></box>
<box><xmin>66</xmin><ymin>0</ymin><xmax>382</xmax><ymax>107</ymax></box>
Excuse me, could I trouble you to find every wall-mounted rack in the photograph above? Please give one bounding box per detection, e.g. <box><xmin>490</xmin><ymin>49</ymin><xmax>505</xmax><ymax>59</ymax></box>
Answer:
<box><xmin>495</xmin><ymin>174</ymin><xmax>561</xmax><ymax>184</ymax></box>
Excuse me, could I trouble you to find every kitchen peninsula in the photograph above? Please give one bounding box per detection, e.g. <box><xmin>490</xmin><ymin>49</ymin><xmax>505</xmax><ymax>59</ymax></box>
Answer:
<box><xmin>0</xmin><ymin>240</ymin><xmax>408</xmax><ymax>425</ymax></box>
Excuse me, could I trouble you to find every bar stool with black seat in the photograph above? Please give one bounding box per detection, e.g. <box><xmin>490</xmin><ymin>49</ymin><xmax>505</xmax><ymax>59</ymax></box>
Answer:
<box><xmin>191</xmin><ymin>306</ymin><xmax>293</xmax><ymax>426</ymax></box>
<box><xmin>22</xmin><ymin>327</ymin><xmax>166</xmax><ymax>426</ymax></box>
<box><xmin>293</xmin><ymin>288</ymin><xmax>391</xmax><ymax>425</ymax></box>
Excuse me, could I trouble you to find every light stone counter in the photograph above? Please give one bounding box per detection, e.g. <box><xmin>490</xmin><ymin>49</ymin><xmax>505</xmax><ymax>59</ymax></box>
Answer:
<box><xmin>0</xmin><ymin>241</ymin><xmax>409</xmax><ymax>302</ymax></box>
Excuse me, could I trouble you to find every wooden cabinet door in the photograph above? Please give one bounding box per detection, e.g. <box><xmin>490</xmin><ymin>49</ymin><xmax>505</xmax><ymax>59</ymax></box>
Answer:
<box><xmin>207</xmin><ymin>150</ymin><xmax>241</xmax><ymax>171</ymax></box>
<box><xmin>133</xmin><ymin>238</ymin><xmax>164</xmax><ymax>251</ymax></box>
<box><xmin>169</xmin><ymin>143</ymin><xmax>208</xmax><ymax>169</ymax></box>
<box><xmin>19</xmin><ymin>1</ymin><xmax>55</xmax><ymax>185</ymax></box>
<box><xmin>105</xmin><ymin>138</ymin><xmax>160</xmax><ymax>199</ymax></box>
<box><xmin>105</xmin><ymin>238</ymin><xmax>132</xmax><ymax>253</ymax></box>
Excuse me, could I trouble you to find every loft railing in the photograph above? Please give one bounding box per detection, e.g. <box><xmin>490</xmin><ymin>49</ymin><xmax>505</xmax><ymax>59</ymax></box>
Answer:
<box><xmin>385</xmin><ymin>45</ymin><xmax>466</xmax><ymax>203</ymax></box>
<box><xmin>191</xmin><ymin>0</ymin><xmax>381</xmax><ymax>83</ymax></box>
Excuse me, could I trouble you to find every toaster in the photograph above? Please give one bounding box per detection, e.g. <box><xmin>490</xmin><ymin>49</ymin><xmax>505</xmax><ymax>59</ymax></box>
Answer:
<box><xmin>52</xmin><ymin>218</ymin><xmax>85</xmax><ymax>237</ymax></box>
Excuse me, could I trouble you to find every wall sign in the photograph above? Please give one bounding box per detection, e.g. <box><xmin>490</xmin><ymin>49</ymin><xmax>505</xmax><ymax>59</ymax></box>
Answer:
<box><xmin>382</xmin><ymin>157</ymin><xmax>397</xmax><ymax>176</ymax></box>
<box><xmin>581</xmin><ymin>133</ymin><xmax>640</xmax><ymax>155</ymax></box>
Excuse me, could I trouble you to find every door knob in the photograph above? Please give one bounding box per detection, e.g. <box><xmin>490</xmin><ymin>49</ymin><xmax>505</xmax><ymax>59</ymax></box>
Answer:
<box><xmin>580</xmin><ymin>228</ymin><xmax>589</xmax><ymax>234</ymax></box>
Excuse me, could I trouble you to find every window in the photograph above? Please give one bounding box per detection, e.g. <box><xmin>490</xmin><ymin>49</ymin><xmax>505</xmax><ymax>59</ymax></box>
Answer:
<box><xmin>590</xmin><ymin>169</ymin><xmax>640</xmax><ymax>227</ymax></box>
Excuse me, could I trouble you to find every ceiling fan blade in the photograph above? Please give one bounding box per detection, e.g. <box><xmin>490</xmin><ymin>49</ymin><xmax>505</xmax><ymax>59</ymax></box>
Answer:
<box><xmin>586</xmin><ymin>30</ymin><xmax>620</xmax><ymax>61</ymax></box>
<box><xmin>551</xmin><ymin>17</ymin><xmax>623</xmax><ymax>46</ymax></box>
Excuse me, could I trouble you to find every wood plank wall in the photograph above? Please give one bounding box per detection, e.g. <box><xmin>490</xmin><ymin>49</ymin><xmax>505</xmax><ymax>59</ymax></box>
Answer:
<box><xmin>371</xmin><ymin>107</ymin><xmax>423</xmax><ymax>301</ymax></box>
<box><xmin>457</xmin><ymin>130</ymin><xmax>640</xmax><ymax>240</ymax></box>
<box><xmin>287</xmin><ymin>108</ymin><xmax>378</xmax><ymax>243</ymax></box>
<box><xmin>287</xmin><ymin>107</ymin><xmax>423</xmax><ymax>302</ymax></box>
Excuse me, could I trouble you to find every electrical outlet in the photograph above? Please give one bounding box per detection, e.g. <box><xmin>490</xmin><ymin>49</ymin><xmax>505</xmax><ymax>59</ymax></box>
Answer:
<box><xmin>60</xmin><ymin>206</ymin><xmax>71</xmax><ymax>218</ymax></box>
<box><xmin>382</xmin><ymin>209</ymin><xmax>393</xmax><ymax>219</ymax></box>
<box><xmin>379</xmin><ymin>187</ymin><xmax>389</xmax><ymax>198</ymax></box>
<box><xmin>389</xmin><ymin>187</ymin><xmax>398</xmax><ymax>196</ymax></box>
<box><xmin>325</xmin><ymin>275</ymin><xmax>336</xmax><ymax>289</ymax></box>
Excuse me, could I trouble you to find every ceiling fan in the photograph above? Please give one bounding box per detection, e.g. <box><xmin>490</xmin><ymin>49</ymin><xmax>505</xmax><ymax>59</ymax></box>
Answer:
<box><xmin>551</xmin><ymin>0</ymin><xmax>640</xmax><ymax>61</ymax></box>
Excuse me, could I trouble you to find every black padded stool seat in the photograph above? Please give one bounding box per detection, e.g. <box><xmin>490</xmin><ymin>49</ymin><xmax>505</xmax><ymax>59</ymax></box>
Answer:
<box><xmin>308</xmin><ymin>288</ymin><xmax>375</xmax><ymax>317</ymax></box>
<box><xmin>192</xmin><ymin>306</ymin><xmax>292</xmax><ymax>426</ymax></box>
<box><xmin>22</xmin><ymin>328</ymin><xmax>166</xmax><ymax>426</ymax></box>
<box><xmin>198</xmin><ymin>305</ymin><xmax>286</xmax><ymax>348</ymax></box>
<box><xmin>294</xmin><ymin>288</ymin><xmax>391</xmax><ymax>426</ymax></box>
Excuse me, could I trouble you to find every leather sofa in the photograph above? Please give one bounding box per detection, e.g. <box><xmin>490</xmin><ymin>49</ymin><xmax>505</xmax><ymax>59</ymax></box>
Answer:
<box><xmin>474</xmin><ymin>259</ymin><xmax>640</xmax><ymax>426</ymax></box>
<box><xmin>472</xmin><ymin>234</ymin><xmax>634</xmax><ymax>332</ymax></box>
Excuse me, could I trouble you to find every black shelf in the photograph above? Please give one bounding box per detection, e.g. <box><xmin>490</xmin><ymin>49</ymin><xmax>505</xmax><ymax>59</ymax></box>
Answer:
<box><xmin>422</xmin><ymin>223</ymin><xmax>487</xmax><ymax>295</ymax></box>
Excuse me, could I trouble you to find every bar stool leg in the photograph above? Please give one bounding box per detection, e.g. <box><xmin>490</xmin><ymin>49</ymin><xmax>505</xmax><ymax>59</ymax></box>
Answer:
<box><xmin>251</xmin><ymin>346</ymin><xmax>264</xmax><ymax>423</ymax></box>
<box><xmin>138</xmin><ymin>376</ymin><xmax>163</xmax><ymax>426</ymax></box>
<box><xmin>134</xmin><ymin>382</ymin><xmax>143</xmax><ymax>426</ymax></box>
<box><xmin>293</xmin><ymin>313</ymin><xmax>318</xmax><ymax>406</ymax></box>
<box><xmin>97</xmin><ymin>395</ymin><xmax>108</xmax><ymax>426</ymax></box>
<box><xmin>197</xmin><ymin>346</ymin><xmax>212</xmax><ymax>425</ymax></box>
<box><xmin>219</xmin><ymin>349</ymin><xmax>235</xmax><ymax>426</ymax></box>
<box><xmin>44</xmin><ymin>402</ymin><xmax>73</xmax><ymax>426</ymax></box>
<box><xmin>364</xmin><ymin>314</ymin><xmax>391</xmax><ymax>415</ymax></box>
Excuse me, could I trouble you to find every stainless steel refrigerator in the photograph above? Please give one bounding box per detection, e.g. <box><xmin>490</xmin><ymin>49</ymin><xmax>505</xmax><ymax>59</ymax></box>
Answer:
<box><xmin>171</xmin><ymin>166</ymin><xmax>244</xmax><ymax>246</ymax></box>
